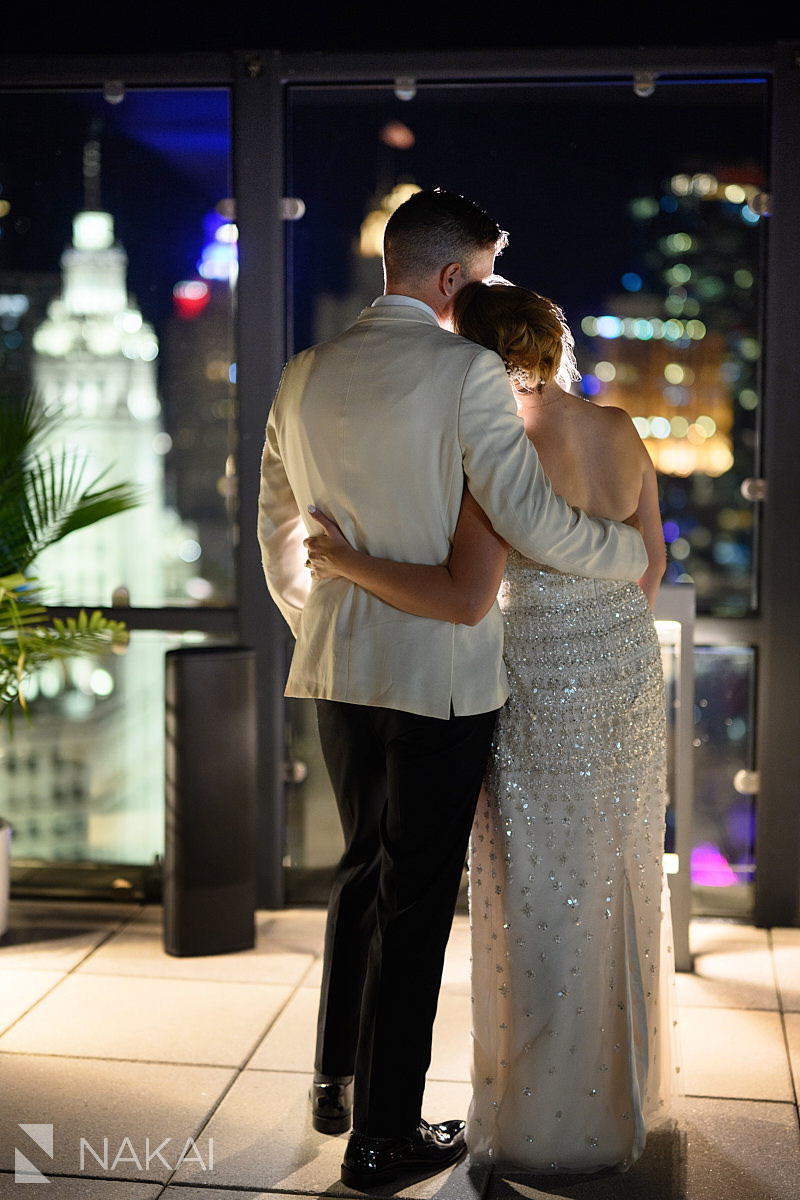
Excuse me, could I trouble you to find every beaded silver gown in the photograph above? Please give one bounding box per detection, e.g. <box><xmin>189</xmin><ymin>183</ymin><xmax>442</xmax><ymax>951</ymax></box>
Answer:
<box><xmin>467</xmin><ymin>551</ymin><xmax>680</xmax><ymax>1174</ymax></box>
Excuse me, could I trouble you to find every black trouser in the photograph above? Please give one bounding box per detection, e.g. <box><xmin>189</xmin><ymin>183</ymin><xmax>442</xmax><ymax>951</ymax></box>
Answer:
<box><xmin>314</xmin><ymin>699</ymin><xmax>498</xmax><ymax>1137</ymax></box>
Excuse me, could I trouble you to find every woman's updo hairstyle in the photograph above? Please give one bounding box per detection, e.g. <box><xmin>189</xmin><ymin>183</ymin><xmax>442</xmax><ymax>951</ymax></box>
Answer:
<box><xmin>453</xmin><ymin>280</ymin><xmax>579</xmax><ymax>392</ymax></box>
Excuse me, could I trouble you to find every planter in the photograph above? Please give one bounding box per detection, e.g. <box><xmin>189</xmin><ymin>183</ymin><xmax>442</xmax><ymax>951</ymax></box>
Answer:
<box><xmin>0</xmin><ymin>818</ymin><xmax>10</xmax><ymax>938</ymax></box>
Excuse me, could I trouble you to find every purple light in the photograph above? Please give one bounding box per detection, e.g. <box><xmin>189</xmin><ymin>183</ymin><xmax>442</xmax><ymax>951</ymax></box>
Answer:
<box><xmin>691</xmin><ymin>842</ymin><xmax>738</xmax><ymax>887</ymax></box>
<box><xmin>662</xmin><ymin>520</ymin><xmax>681</xmax><ymax>543</ymax></box>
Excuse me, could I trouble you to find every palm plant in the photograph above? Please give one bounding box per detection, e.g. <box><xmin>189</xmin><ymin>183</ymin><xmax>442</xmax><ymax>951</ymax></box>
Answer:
<box><xmin>0</xmin><ymin>393</ymin><xmax>139</xmax><ymax>730</ymax></box>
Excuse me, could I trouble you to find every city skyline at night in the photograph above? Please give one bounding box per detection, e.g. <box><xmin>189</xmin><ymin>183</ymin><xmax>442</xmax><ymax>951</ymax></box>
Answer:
<box><xmin>0</xmin><ymin>76</ymin><xmax>763</xmax><ymax>895</ymax></box>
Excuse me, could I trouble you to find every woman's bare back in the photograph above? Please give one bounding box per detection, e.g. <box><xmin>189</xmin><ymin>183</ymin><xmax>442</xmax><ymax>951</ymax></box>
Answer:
<box><xmin>520</xmin><ymin>389</ymin><xmax>648</xmax><ymax>522</ymax></box>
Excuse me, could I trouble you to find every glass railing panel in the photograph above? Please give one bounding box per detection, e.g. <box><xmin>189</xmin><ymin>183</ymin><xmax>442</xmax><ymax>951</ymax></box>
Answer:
<box><xmin>2</xmin><ymin>629</ymin><xmax>234</xmax><ymax>872</ymax></box>
<box><xmin>0</xmin><ymin>87</ymin><xmax>236</xmax><ymax>608</ymax></box>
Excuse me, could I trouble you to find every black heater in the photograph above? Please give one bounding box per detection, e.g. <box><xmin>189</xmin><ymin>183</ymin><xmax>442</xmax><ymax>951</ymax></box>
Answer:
<box><xmin>164</xmin><ymin>645</ymin><xmax>257</xmax><ymax>956</ymax></box>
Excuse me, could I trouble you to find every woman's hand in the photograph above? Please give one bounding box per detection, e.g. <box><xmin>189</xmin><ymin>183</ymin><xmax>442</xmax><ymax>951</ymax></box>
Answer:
<box><xmin>304</xmin><ymin>506</ymin><xmax>355</xmax><ymax>580</ymax></box>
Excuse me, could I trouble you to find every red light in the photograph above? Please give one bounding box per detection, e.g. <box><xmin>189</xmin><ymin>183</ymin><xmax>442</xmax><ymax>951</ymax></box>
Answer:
<box><xmin>173</xmin><ymin>280</ymin><xmax>210</xmax><ymax>320</ymax></box>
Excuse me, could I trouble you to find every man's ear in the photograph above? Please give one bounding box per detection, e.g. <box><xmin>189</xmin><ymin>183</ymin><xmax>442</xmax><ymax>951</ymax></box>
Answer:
<box><xmin>438</xmin><ymin>262</ymin><xmax>463</xmax><ymax>297</ymax></box>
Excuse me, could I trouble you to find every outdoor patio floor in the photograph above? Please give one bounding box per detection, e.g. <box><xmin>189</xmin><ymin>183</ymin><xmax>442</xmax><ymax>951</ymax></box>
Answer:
<box><xmin>1</xmin><ymin>901</ymin><xmax>799</xmax><ymax>1199</ymax></box>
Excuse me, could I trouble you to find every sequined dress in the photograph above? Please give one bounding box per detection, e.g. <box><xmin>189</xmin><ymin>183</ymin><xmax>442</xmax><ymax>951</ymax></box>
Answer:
<box><xmin>467</xmin><ymin>551</ymin><xmax>680</xmax><ymax>1174</ymax></box>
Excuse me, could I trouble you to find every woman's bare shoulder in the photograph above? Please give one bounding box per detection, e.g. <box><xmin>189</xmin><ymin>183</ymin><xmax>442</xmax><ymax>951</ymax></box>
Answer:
<box><xmin>586</xmin><ymin>400</ymin><xmax>647</xmax><ymax>447</ymax></box>
<box><xmin>578</xmin><ymin>402</ymin><xmax>653</xmax><ymax>495</ymax></box>
<box><xmin>585</xmin><ymin>398</ymin><xmax>633</xmax><ymax>424</ymax></box>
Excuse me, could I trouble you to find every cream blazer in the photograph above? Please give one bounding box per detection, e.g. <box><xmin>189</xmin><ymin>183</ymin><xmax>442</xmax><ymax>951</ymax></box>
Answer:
<box><xmin>258</xmin><ymin>299</ymin><xmax>648</xmax><ymax>719</ymax></box>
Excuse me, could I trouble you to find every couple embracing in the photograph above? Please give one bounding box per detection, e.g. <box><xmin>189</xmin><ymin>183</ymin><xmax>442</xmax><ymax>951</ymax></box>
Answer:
<box><xmin>258</xmin><ymin>188</ymin><xmax>680</xmax><ymax>1190</ymax></box>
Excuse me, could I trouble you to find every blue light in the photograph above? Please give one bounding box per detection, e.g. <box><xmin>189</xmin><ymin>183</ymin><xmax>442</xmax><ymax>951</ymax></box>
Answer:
<box><xmin>741</xmin><ymin>206</ymin><xmax>760</xmax><ymax>225</ymax></box>
<box><xmin>85</xmin><ymin>90</ymin><xmax>231</xmax><ymax>198</ymax></box>
<box><xmin>198</xmin><ymin>208</ymin><xmax>239</xmax><ymax>282</ymax></box>
<box><xmin>662</xmin><ymin>521</ymin><xmax>681</xmax><ymax>544</ymax></box>
<box><xmin>713</xmin><ymin>541</ymin><xmax>750</xmax><ymax>568</ymax></box>
<box><xmin>581</xmin><ymin>374</ymin><xmax>602</xmax><ymax>396</ymax></box>
<box><xmin>596</xmin><ymin>315</ymin><xmax>623</xmax><ymax>339</ymax></box>
<box><xmin>622</xmin><ymin>272</ymin><xmax>643</xmax><ymax>293</ymax></box>
<box><xmin>661</xmin><ymin>196</ymin><xmax>678</xmax><ymax>213</ymax></box>
<box><xmin>198</xmin><ymin>240</ymin><xmax>237</xmax><ymax>281</ymax></box>
<box><xmin>229</xmin><ymin>363</ymin><xmax>237</xmax><ymax>383</ymax></box>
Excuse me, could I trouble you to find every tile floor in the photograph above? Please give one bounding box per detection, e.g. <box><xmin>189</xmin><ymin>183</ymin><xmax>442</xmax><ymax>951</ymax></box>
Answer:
<box><xmin>0</xmin><ymin>901</ymin><xmax>799</xmax><ymax>1199</ymax></box>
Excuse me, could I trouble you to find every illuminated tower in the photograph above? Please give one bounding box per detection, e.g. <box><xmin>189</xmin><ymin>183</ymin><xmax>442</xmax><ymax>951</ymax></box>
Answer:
<box><xmin>3</xmin><ymin>144</ymin><xmax>195</xmax><ymax>866</ymax></box>
<box><xmin>30</xmin><ymin>146</ymin><xmax>187</xmax><ymax>605</ymax></box>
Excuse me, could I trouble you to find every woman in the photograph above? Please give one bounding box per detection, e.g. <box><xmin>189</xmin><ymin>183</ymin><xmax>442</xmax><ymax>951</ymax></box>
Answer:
<box><xmin>304</xmin><ymin>280</ymin><xmax>681</xmax><ymax>1174</ymax></box>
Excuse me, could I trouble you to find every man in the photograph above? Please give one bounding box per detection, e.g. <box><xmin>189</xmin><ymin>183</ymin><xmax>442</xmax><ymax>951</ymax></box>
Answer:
<box><xmin>258</xmin><ymin>189</ymin><xmax>647</xmax><ymax>1190</ymax></box>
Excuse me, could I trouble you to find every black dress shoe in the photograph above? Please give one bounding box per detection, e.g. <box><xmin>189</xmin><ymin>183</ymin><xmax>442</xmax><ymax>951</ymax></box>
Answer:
<box><xmin>340</xmin><ymin>1118</ymin><xmax>466</xmax><ymax>1189</ymax></box>
<box><xmin>310</xmin><ymin>1075</ymin><xmax>354</xmax><ymax>1134</ymax></box>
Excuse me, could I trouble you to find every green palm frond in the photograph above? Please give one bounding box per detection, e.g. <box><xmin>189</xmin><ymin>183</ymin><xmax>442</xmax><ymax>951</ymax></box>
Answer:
<box><xmin>0</xmin><ymin>573</ymin><xmax>129</xmax><ymax>731</ymax></box>
<box><xmin>0</xmin><ymin>394</ymin><xmax>140</xmax><ymax>576</ymax></box>
<box><xmin>0</xmin><ymin>393</ymin><xmax>139</xmax><ymax>733</ymax></box>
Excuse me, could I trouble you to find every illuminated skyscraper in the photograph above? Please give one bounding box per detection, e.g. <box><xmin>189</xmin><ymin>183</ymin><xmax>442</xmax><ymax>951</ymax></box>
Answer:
<box><xmin>3</xmin><ymin>165</ymin><xmax>196</xmax><ymax>867</ymax></box>
<box><xmin>31</xmin><ymin>201</ymin><xmax>193</xmax><ymax>606</ymax></box>
<box><xmin>576</xmin><ymin>167</ymin><xmax>764</xmax><ymax>615</ymax></box>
